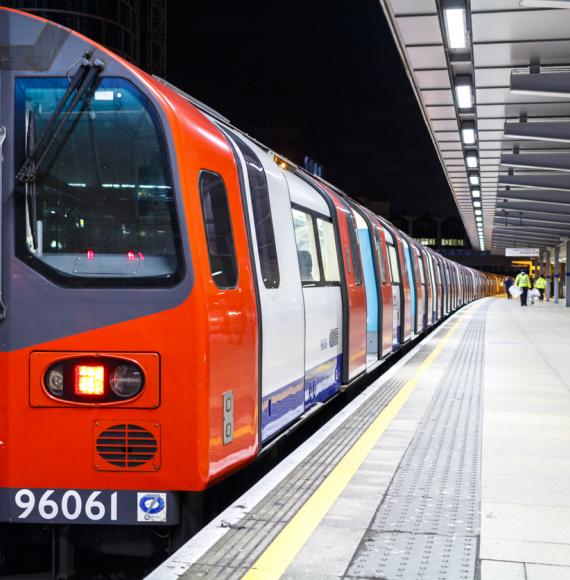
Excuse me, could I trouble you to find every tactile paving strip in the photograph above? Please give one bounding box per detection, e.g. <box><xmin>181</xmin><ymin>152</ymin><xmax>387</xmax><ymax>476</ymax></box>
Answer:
<box><xmin>345</xmin><ymin>303</ymin><xmax>487</xmax><ymax>580</ymax></box>
<box><xmin>179</xmin><ymin>319</ymin><xmax>453</xmax><ymax>579</ymax></box>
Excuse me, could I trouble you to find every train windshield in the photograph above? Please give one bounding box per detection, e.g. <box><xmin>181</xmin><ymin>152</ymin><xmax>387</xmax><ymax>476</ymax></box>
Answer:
<box><xmin>14</xmin><ymin>77</ymin><xmax>182</xmax><ymax>284</ymax></box>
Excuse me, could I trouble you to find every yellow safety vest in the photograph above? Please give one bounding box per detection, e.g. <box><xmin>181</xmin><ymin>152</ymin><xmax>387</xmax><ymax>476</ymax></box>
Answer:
<box><xmin>535</xmin><ymin>277</ymin><xmax>546</xmax><ymax>290</ymax></box>
<box><xmin>515</xmin><ymin>273</ymin><xmax>531</xmax><ymax>288</ymax></box>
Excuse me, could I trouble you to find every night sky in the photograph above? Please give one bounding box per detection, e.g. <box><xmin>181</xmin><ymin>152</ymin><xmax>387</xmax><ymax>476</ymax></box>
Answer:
<box><xmin>166</xmin><ymin>0</ymin><xmax>458</xmax><ymax>218</ymax></box>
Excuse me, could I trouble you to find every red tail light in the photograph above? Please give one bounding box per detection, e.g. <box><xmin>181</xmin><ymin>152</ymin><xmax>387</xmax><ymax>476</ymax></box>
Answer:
<box><xmin>75</xmin><ymin>365</ymin><xmax>105</xmax><ymax>396</ymax></box>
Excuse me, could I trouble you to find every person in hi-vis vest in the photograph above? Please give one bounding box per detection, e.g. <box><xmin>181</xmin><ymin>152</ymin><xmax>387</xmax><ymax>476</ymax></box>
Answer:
<box><xmin>534</xmin><ymin>274</ymin><xmax>547</xmax><ymax>301</ymax></box>
<box><xmin>515</xmin><ymin>270</ymin><xmax>531</xmax><ymax>307</ymax></box>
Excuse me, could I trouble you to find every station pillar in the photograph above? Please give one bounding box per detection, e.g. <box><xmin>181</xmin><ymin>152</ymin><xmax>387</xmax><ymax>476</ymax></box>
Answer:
<box><xmin>554</xmin><ymin>246</ymin><xmax>560</xmax><ymax>304</ymax></box>
<box><xmin>546</xmin><ymin>249</ymin><xmax>551</xmax><ymax>302</ymax></box>
<box><xmin>566</xmin><ymin>241</ymin><xmax>570</xmax><ymax>308</ymax></box>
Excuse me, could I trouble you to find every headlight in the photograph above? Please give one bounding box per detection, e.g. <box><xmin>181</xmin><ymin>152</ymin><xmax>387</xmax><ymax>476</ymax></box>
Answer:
<box><xmin>109</xmin><ymin>364</ymin><xmax>143</xmax><ymax>398</ymax></box>
<box><xmin>47</xmin><ymin>365</ymin><xmax>64</xmax><ymax>397</ymax></box>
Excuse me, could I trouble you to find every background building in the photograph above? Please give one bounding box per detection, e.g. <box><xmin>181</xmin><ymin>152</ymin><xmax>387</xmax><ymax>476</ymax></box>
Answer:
<box><xmin>0</xmin><ymin>0</ymin><xmax>167</xmax><ymax>77</ymax></box>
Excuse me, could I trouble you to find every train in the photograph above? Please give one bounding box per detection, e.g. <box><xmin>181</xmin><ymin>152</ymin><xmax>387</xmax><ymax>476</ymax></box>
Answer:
<box><xmin>0</xmin><ymin>6</ymin><xmax>504</xmax><ymax>573</ymax></box>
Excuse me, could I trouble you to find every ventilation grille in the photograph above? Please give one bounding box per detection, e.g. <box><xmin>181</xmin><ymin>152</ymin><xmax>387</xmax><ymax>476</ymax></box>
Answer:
<box><xmin>96</xmin><ymin>423</ymin><xmax>158</xmax><ymax>469</ymax></box>
<box><xmin>329</xmin><ymin>327</ymin><xmax>340</xmax><ymax>348</ymax></box>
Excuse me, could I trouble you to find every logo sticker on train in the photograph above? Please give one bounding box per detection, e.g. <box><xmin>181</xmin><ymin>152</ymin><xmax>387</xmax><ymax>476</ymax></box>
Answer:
<box><xmin>2</xmin><ymin>489</ymin><xmax>178</xmax><ymax>525</ymax></box>
<box><xmin>137</xmin><ymin>492</ymin><xmax>167</xmax><ymax>523</ymax></box>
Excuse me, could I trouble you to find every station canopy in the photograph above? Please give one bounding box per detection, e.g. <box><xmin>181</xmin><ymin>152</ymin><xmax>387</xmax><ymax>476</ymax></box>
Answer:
<box><xmin>378</xmin><ymin>0</ymin><xmax>570</xmax><ymax>254</ymax></box>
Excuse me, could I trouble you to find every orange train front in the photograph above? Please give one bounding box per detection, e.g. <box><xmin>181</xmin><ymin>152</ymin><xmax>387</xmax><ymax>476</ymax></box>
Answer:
<box><xmin>0</xmin><ymin>7</ymin><xmax>503</xmax><ymax>565</ymax></box>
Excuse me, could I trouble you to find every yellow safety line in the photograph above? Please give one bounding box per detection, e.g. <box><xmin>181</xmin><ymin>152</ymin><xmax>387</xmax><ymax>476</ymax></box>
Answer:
<box><xmin>243</xmin><ymin>314</ymin><xmax>465</xmax><ymax>580</ymax></box>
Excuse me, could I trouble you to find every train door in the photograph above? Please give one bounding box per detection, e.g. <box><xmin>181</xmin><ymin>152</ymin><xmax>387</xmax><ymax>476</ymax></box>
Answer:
<box><xmin>425</xmin><ymin>250</ymin><xmax>437</xmax><ymax>325</ymax></box>
<box><xmin>228</xmin><ymin>133</ymin><xmax>306</xmax><ymax>442</ymax></box>
<box><xmin>353</xmin><ymin>208</ymin><xmax>378</xmax><ymax>366</ymax></box>
<box><xmin>385</xmin><ymin>231</ymin><xmax>403</xmax><ymax>346</ymax></box>
<box><xmin>373</xmin><ymin>222</ymin><xmax>393</xmax><ymax>356</ymax></box>
<box><xmin>307</xmin><ymin>179</ymin><xmax>367</xmax><ymax>383</ymax></box>
<box><xmin>285</xmin><ymin>172</ymin><xmax>343</xmax><ymax>410</ymax></box>
<box><xmin>415</xmin><ymin>245</ymin><xmax>428</xmax><ymax>331</ymax></box>
<box><xmin>401</xmin><ymin>238</ymin><xmax>416</xmax><ymax>338</ymax></box>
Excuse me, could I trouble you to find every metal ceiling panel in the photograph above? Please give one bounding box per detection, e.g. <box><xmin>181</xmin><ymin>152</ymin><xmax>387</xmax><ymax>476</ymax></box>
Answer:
<box><xmin>473</xmin><ymin>40</ymin><xmax>570</xmax><ymax>68</ymax></box>
<box><xmin>391</xmin><ymin>0</ymin><xmax>437</xmax><ymax>16</ymax></box>
<box><xmin>416</xmin><ymin>69</ymin><xmax>450</xmax><ymax>90</ymax></box>
<box><xmin>472</xmin><ymin>11</ymin><xmax>570</xmax><ymax>43</ymax></box>
<box><xmin>396</xmin><ymin>15</ymin><xmax>443</xmax><ymax>45</ymax></box>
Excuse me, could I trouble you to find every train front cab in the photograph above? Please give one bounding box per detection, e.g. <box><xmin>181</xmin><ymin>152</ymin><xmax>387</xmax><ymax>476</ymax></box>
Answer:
<box><xmin>0</xmin><ymin>6</ymin><xmax>263</xmax><ymax>538</ymax></box>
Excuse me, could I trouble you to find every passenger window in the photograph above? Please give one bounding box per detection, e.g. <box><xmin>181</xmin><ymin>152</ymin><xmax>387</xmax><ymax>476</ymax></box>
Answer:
<box><xmin>199</xmin><ymin>171</ymin><xmax>238</xmax><ymax>289</ymax></box>
<box><xmin>374</xmin><ymin>228</ymin><xmax>386</xmax><ymax>285</ymax></box>
<box><xmin>388</xmin><ymin>244</ymin><xmax>400</xmax><ymax>284</ymax></box>
<box><xmin>233</xmin><ymin>135</ymin><xmax>280</xmax><ymax>289</ymax></box>
<box><xmin>346</xmin><ymin>213</ymin><xmax>363</xmax><ymax>285</ymax></box>
<box><xmin>292</xmin><ymin>209</ymin><xmax>321</xmax><ymax>284</ymax></box>
<box><xmin>316</xmin><ymin>218</ymin><xmax>340</xmax><ymax>283</ymax></box>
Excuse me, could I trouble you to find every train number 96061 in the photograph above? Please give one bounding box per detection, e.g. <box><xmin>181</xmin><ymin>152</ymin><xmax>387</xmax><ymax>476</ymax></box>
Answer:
<box><xmin>14</xmin><ymin>489</ymin><xmax>118</xmax><ymax>522</ymax></box>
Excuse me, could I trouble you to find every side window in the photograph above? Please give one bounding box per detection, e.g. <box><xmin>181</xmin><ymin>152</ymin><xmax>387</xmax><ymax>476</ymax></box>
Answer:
<box><xmin>374</xmin><ymin>228</ymin><xmax>386</xmax><ymax>285</ymax></box>
<box><xmin>388</xmin><ymin>244</ymin><xmax>400</xmax><ymax>284</ymax></box>
<box><xmin>292</xmin><ymin>209</ymin><xmax>321</xmax><ymax>284</ymax></box>
<box><xmin>233</xmin><ymin>135</ymin><xmax>279</xmax><ymax>289</ymax></box>
<box><xmin>346</xmin><ymin>213</ymin><xmax>363</xmax><ymax>285</ymax></box>
<box><xmin>316</xmin><ymin>218</ymin><xmax>340</xmax><ymax>283</ymax></box>
<box><xmin>199</xmin><ymin>171</ymin><xmax>238</xmax><ymax>289</ymax></box>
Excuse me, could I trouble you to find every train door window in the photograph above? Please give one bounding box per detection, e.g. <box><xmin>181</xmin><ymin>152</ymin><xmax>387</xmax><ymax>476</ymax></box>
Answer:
<box><xmin>374</xmin><ymin>228</ymin><xmax>386</xmax><ymax>285</ymax></box>
<box><xmin>292</xmin><ymin>208</ymin><xmax>321</xmax><ymax>284</ymax></box>
<box><xmin>388</xmin><ymin>244</ymin><xmax>400</xmax><ymax>284</ymax></box>
<box><xmin>233</xmin><ymin>135</ymin><xmax>279</xmax><ymax>289</ymax></box>
<box><xmin>316</xmin><ymin>218</ymin><xmax>340</xmax><ymax>283</ymax></box>
<box><xmin>346</xmin><ymin>213</ymin><xmax>363</xmax><ymax>285</ymax></box>
<box><xmin>417</xmin><ymin>250</ymin><xmax>426</xmax><ymax>284</ymax></box>
<box><xmin>199</xmin><ymin>171</ymin><xmax>238</xmax><ymax>289</ymax></box>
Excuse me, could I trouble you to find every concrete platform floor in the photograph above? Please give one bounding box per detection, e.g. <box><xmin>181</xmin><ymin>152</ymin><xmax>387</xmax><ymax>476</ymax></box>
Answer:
<box><xmin>481</xmin><ymin>297</ymin><xmax>570</xmax><ymax>579</ymax></box>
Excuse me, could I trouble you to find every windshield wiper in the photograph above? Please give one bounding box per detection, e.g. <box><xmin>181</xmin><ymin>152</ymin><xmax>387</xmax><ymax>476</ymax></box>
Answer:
<box><xmin>25</xmin><ymin>110</ymin><xmax>38</xmax><ymax>250</ymax></box>
<box><xmin>16</xmin><ymin>51</ymin><xmax>105</xmax><ymax>185</ymax></box>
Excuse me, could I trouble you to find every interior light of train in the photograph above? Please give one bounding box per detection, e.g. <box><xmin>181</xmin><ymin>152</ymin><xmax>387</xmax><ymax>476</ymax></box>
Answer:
<box><xmin>454</xmin><ymin>76</ymin><xmax>473</xmax><ymax>109</ymax></box>
<box><xmin>75</xmin><ymin>365</ymin><xmax>105</xmax><ymax>396</ymax></box>
<box><xmin>444</xmin><ymin>7</ymin><xmax>467</xmax><ymax>49</ymax></box>
<box><xmin>468</xmin><ymin>172</ymin><xmax>479</xmax><ymax>185</ymax></box>
<box><xmin>465</xmin><ymin>151</ymin><xmax>478</xmax><ymax>168</ymax></box>
<box><xmin>461</xmin><ymin>121</ymin><xmax>476</xmax><ymax>145</ymax></box>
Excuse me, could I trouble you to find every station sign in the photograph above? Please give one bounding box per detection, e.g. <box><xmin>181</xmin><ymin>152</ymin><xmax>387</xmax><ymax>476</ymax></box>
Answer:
<box><xmin>505</xmin><ymin>248</ymin><xmax>540</xmax><ymax>257</ymax></box>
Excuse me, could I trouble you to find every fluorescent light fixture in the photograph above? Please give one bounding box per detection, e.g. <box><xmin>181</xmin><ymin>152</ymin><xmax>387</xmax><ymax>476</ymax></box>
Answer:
<box><xmin>461</xmin><ymin>121</ymin><xmax>476</xmax><ymax>145</ymax></box>
<box><xmin>444</xmin><ymin>7</ymin><xmax>467</xmax><ymax>49</ymax></box>
<box><xmin>455</xmin><ymin>76</ymin><xmax>473</xmax><ymax>109</ymax></box>
<box><xmin>476</xmin><ymin>216</ymin><xmax>483</xmax><ymax>222</ymax></box>
<box><xmin>471</xmin><ymin>188</ymin><xmax>480</xmax><ymax>197</ymax></box>
<box><xmin>469</xmin><ymin>173</ymin><xmax>479</xmax><ymax>185</ymax></box>
<box><xmin>520</xmin><ymin>0</ymin><xmax>570</xmax><ymax>7</ymax></box>
<box><xmin>465</xmin><ymin>151</ymin><xmax>478</xmax><ymax>168</ymax></box>
<box><xmin>473</xmin><ymin>200</ymin><xmax>481</xmax><ymax>208</ymax></box>
<box><xmin>475</xmin><ymin>209</ymin><xmax>482</xmax><ymax>216</ymax></box>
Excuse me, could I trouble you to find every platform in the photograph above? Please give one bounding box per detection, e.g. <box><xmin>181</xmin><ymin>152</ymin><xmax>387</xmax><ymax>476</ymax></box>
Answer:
<box><xmin>148</xmin><ymin>297</ymin><xmax>570</xmax><ymax>580</ymax></box>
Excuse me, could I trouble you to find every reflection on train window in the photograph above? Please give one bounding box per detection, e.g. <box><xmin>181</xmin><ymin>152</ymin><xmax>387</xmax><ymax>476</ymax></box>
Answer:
<box><xmin>316</xmin><ymin>218</ymin><xmax>340</xmax><ymax>283</ymax></box>
<box><xmin>292</xmin><ymin>209</ymin><xmax>320</xmax><ymax>284</ymax></box>
<box><xmin>232</xmin><ymin>135</ymin><xmax>280</xmax><ymax>289</ymax></box>
<box><xmin>199</xmin><ymin>171</ymin><xmax>238</xmax><ymax>289</ymax></box>
<box><xmin>14</xmin><ymin>77</ymin><xmax>182</xmax><ymax>284</ymax></box>
<box><xmin>388</xmin><ymin>244</ymin><xmax>400</xmax><ymax>284</ymax></box>
<box><xmin>346</xmin><ymin>213</ymin><xmax>363</xmax><ymax>286</ymax></box>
